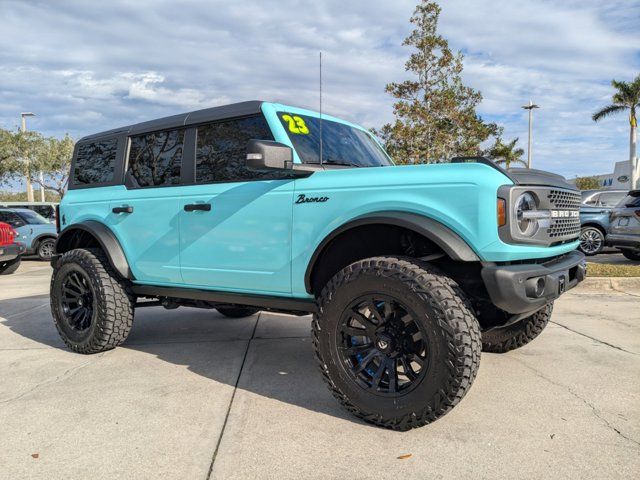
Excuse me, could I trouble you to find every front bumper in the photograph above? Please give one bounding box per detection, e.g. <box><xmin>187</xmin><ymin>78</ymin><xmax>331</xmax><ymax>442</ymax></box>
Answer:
<box><xmin>606</xmin><ymin>233</ymin><xmax>640</xmax><ymax>251</ymax></box>
<box><xmin>481</xmin><ymin>250</ymin><xmax>586</xmax><ymax>315</ymax></box>
<box><xmin>0</xmin><ymin>243</ymin><xmax>26</xmax><ymax>262</ymax></box>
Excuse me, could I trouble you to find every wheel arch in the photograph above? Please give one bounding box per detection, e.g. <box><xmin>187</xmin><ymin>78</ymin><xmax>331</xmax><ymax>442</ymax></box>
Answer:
<box><xmin>33</xmin><ymin>233</ymin><xmax>57</xmax><ymax>247</ymax></box>
<box><xmin>580</xmin><ymin>222</ymin><xmax>606</xmax><ymax>235</ymax></box>
<box><xmin>55</xmin><ymin>220</ymin><xmax>133</xmax><ymax>279</ymax></box>
<box><xmin>304</xmin><ymin>211</ymin><xmax>480</xmax><ymax>294</ymax></box>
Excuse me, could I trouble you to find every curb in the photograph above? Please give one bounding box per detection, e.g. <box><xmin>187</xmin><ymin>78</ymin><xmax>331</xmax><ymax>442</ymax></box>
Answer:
<box><xmin>576</xmin><ymin>276</ymin><xmax>640</xmax><ymax>292</ymax></box>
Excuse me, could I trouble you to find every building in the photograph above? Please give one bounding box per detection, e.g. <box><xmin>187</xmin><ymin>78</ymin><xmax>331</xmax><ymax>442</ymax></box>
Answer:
<box><xmin>570</xmin><ymin>160</ymin><xmax>633</xmax><ymax>190</ymax></box>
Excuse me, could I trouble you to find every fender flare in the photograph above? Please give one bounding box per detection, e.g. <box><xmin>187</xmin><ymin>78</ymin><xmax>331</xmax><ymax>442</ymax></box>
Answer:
<box><xmin>304</xmin><ymin>211</ymin><xmax>480</xmax><ymax>293</ymax></box>
<box><xmin>32</xmin><ymin>233</ymin><xmax>57</xmax><ymax>247</ymax></box>
<box><xmin>55</xmin><ymin>220</ymin><xmax>133</xmax><ymax>279</ymax></box>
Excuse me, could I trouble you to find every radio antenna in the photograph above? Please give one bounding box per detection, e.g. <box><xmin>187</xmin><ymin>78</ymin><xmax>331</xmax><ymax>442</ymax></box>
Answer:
<box><xmin>319</xmin><ymin>51</ymin><xmax>323</xmax><ymax>166</ymax></box>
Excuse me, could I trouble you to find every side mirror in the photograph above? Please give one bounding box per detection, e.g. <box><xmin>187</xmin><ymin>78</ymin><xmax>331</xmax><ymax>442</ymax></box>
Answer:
<box><xmin>246</xmin><ymin>140</ymin><xmax>293</xmax><ymax>171</ymax></box>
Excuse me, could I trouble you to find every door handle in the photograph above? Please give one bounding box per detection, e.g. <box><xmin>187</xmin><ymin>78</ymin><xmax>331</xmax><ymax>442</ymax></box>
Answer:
<box><xmin>184</xmin><ymin>203</ymin><xmax>211</xmax><ymax>212</ymax></box>
<box><xmin>112</xmin><ymin>206</ymin><xmax>133</xmax><ymax>214</ymax></box>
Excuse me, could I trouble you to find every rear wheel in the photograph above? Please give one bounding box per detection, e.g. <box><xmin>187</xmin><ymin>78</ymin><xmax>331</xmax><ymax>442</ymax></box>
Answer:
<box><xmin>579</xmin><ymin>227</ymin><xmax>604</xmax><ymax>255</ymax></box>
<box><xmin>215</xmin><ymin>306</ymin><xmax>259</xmax><ymax>318</ymax></box>
<box><xmin>621</xmin><ymin>250</ymin><xmax>640</xmax><ymax>261</ymax></box>
<box><xmin>50</xmin><ymin>248</ymin><xmax>135</xmax><ymax>354</ymax></box>
<box><xmin>313</xmin><ymin>256</ymin><xmax>481</xmax><ymax>431</ymax></box>
<box><xmin>37</xmin><ymin>238</ymin><xmax>56</xmax><ymax>261</ymax></box>
<box><xmin>481</xmin><ymin>304</ymin><xmax>552</xmax><ymax>353</ymax></box>
<box><xmin>0</xmin><ymin>256</ymin><xmax>21</xmax><ymax>275</ymax></box>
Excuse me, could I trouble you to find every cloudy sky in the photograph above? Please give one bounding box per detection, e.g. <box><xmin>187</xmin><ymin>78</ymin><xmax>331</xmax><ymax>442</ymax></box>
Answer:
<box><xmin>1</xmin><ymin>0</ymin><xmax>638</xmax><ymax>179</ymax></box>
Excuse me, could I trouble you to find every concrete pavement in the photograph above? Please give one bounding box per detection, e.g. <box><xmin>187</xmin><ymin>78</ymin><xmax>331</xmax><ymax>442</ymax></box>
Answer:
<box><xmin>0</xmin><ymin>261</ymin><xmax>638</xmax><ymax>479</ymax></box>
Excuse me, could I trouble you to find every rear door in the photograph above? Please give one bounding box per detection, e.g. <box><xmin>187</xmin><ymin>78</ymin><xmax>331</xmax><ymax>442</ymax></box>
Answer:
<box><xmin>106</xmin><ymin>128</ymin><xmax>188</xmax><ymax>284</ymax></box>
<box><xmin>179</xmin><ymin>115</ymin><xmax>295</xmax><ymax>294</ymax></box>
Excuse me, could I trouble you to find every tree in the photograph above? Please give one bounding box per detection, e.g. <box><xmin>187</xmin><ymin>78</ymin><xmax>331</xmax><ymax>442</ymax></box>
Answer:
<box><xmin>376</xmin><ymin>1</ymin><xmax>500</xmax><ymax>164</ymax></box>
<box><xmin>592</xmin><ymin>74</ymin><xmax>640</xmax><ymax>189</ymax></box>
<box><xmin>574</xmin><ymin>176</ymin><xmax>601</xmax><ymax>191</ymax></box>
<box><xmin>485</xmin><ymin>137</ymin><xmax>526</xmax><ymax>169</ymax></box>
<box><xmin>0</xmin><ymin>128</ymin><xmax>74</xmax><ymax>198</ymax></box>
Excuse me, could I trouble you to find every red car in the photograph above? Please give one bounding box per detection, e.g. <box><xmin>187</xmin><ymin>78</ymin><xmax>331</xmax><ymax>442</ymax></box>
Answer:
<box><xmin>0</xmin><ymin>221</ymin><xmax>26</xmax><ymax>275</ymax></box>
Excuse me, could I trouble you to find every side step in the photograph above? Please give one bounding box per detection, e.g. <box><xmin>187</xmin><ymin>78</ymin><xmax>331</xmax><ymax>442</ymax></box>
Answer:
<box><xmin>130</xmin><ymin>285</ymin><xmax>317</xmax><ymax>315</ymax></box>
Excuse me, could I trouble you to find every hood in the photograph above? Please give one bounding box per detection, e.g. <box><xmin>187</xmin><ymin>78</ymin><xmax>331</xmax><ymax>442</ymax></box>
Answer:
<box><xmin>507</xmin><ymin>168</ymin><xmax>576</xmax><ymax>190</ymax></box>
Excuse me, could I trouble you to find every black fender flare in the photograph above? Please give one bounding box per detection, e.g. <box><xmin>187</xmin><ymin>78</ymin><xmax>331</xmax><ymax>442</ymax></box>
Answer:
<box><xmin>304</xmin><ymin>211</ymin><xmax>480</xmax><ymax>293</ymax></box>
<box><xmin>55</xmin><ymin>220</ymin><xmax>133</xmax><ymax>279</ymax></box>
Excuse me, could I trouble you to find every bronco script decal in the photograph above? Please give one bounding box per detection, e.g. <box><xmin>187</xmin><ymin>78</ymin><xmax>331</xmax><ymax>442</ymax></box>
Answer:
<box><xmin>295</xmin><ymin>194</ymin><xmax>329</xmax><ymax>204</ymax></box>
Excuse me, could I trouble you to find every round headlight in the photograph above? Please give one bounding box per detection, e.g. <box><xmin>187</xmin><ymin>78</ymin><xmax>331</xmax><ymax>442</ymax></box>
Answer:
<box><xmin>515</xmin><ymin>192</ymin><xmax>539</xmax><ymax>236</ymax></box>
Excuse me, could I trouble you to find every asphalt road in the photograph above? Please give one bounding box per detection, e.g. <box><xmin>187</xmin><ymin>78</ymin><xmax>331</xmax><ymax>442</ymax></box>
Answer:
<box><xmin>0</xmin><ymin>261</ymin><xmax>638</xmax><ymax>479</ymax></box>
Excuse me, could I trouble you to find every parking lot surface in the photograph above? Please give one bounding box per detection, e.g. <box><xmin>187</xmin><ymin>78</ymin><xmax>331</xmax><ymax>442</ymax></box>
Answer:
<box><xmin>1</xmin><ymin>261</ymin><xmax>638</xmax><ymax>479</ymax></box>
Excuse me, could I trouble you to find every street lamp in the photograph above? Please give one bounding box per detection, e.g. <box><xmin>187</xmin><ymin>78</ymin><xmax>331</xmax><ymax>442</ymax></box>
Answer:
<box><xmin>521</xmin><ymin>100</ymin><xmax>539</xmax><ymax>169</ymax></box>
<box><xmin>20</xmin><ymin>112</ymin><xmax>37</xmax><ymax>202</ymax></box>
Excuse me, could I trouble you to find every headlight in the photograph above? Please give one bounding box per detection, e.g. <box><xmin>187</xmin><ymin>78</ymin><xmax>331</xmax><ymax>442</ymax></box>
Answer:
<box><xmin>515</xmin><ymin>192</ymin><xmax>539</xmax><ymax>236</ymax></box>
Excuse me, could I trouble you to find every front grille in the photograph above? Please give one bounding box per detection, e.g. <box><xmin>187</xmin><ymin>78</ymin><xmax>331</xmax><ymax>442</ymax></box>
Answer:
<box><xmin>548</xmin><ymin>217</ymin><xmax>580</xmax><ymax>238</ymax></box>
<box><xmin>548</xmin><ymin>189</ymin><xmax>581</xmax><ymax>210</ymax></box>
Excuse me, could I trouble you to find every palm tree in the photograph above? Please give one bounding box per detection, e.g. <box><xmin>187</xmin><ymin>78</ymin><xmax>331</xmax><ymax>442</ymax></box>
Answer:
<box><xmin>593</xmin><ymin>74</ymin><xmax>640</xmax><ymax>189</ymax></box>
<box><xmin>486</xmin><ymin>138</ymin><xmax>526</xmax><ymax>169</ymax></box>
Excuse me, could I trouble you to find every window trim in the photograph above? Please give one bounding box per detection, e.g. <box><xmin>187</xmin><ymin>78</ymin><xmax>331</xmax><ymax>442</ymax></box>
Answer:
<box><xmin>68</xmin><ymin>134</ymin><xmax>127</xmax><ymax>190</ymax></box>
<box><xmin>123</xmin><ymin>126</ymin><xmax>191</xmax><ymax>190</ymax></box>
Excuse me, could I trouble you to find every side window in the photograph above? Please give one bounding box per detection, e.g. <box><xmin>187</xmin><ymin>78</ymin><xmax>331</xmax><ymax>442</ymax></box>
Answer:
<box><xmin>195</xmin><ymin>115</ymin><xmax>276</xmax><ymax>183</ymax></box>
<box><xmin>585</xmin><ymin>193</ymin><xmax>599</xmax><ymax>205</ymax></box>
<box><xmin>0</xmin><ymin>211</ymin><xmax>25</xmax><ymax>228</ymax></box>
<box><xmin>127</xmin><ymin>129</ymin><xmax>184</xmax><ymax>187</ymax></box>
<box><xmin>73</xmin><ymin>139</ymin><xmax>118</xmax><ymax>186</ymax></box>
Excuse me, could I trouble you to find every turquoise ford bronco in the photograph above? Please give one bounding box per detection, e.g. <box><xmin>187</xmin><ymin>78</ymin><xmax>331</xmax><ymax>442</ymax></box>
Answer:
<box><xmin>51</xmin><ymin>101</ymin><xmax>586</xmax><ymax>430</ymax></box>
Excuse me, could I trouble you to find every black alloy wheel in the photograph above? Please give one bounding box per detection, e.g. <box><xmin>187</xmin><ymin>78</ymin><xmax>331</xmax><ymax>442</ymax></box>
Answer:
<box><xmin>59</xmin><ymin>269</ymin><xmax>95</xmax><ymax>332</ymax></box>
<box><xmin>338</xmin><ymin>295</ymin><xmax>428</xmax><ymax>396</ymax></box>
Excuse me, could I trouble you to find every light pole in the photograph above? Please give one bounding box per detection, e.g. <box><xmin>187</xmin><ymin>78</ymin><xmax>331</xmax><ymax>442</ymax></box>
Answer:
<box><xmin>20</xmin><ymin>112</ymin><xmax>36</xmax><ymax>202</ymax></box>
<box><xmin>521</xmin><ymin>100</ymin><xmax>539</xmax><ymax>169</ymax></box>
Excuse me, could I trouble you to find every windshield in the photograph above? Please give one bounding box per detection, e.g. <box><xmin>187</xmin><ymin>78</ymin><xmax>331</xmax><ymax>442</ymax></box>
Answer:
<box><xmin>17</xmin><ymin>210</ymin><xmax>50</xmax><ymax>224</ymax></box>
<box><xmin>278</xmin><ymin>112</ymin><xmax>392</xmax><ymax>167</ymax></box>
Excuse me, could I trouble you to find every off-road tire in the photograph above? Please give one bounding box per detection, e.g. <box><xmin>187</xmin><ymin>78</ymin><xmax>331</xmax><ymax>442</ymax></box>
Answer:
<box><xmin>481</xmin><ymin>303</ymin><xmax>553</xmax><ymax>353</ymax></box>
<box><xmin>0</xmin><ymin>256</ymin><xmax>21</xmax><ymax>275</ymax></box>
<box><xmin>50</xmin><ymin>248</ymin><xmax>135</xmax><ymax>354</ymax></box>
<box><xmin>37</xmin><ymin>238</ymin><xmax>56</xmax><ymax>261</ymax></box>
<box><xmin>215</xmin><ymin>306</ymin><xmax>260</xmax><ymax>318</ymax></box>
<box><xmin>312</xmin><ymin>256</ymin><xmax>481</xmax><ymax>431</ymax></box>
<box><xmin>621</xmin><ymin>250</ymin><xmax>640</xmax><ymax>261</ymax></box>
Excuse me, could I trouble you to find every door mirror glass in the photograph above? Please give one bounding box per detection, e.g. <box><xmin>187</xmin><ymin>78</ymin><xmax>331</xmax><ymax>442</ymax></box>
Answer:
<box><xmin>246</xmin><ymin>140</ymin><xmax>293</xmax><ymax>170</ymax></box>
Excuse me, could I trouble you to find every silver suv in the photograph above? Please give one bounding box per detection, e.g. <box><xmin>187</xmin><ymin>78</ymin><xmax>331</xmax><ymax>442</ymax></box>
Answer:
<box><xmin>607</xmin><ymin>190</ymin><xmax>640</xmax><ymax>261</ymax></box>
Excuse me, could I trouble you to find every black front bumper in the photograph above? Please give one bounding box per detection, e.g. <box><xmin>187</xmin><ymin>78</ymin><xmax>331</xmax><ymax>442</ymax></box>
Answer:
<box><xmin>0</xmin><ymin>243</ymin><xmax>26</xmax><ymax>262</ymax></box>
<box><xmin>481</xmin><ymin>250</ymin><xmax>586</xmax><ymax>315</ymax></box>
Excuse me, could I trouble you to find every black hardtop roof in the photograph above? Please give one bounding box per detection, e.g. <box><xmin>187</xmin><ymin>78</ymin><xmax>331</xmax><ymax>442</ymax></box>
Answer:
<box><xmin>78</xmin><ymin>100</ymin><xmax>265</xmax><ymax>143</ymax></box>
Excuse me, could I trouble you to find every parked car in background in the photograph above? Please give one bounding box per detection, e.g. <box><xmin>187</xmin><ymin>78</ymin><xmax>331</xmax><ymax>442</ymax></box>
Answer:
<box><xmin>0</xmin><ymin>208</ymin><xmax>57</xmax><ymax>260</ymax></box>
<box><xmin>578</xmin><ymin>189</ymin><xmax>628</xmax><ymax>255</ymax></box>
<box><xmin>0</xmin><ymin>221</ymin><xmax>26</xmax><ymax>274</ymax></box>
<box><xmin>607</xmin><ymin>190</ymin><xmax>640</xmax><ymax>261</ymax></box>
<box><xmin>0</xmin><ymin>202</ymin><xmax>58</xmax><ymax>221</ymax></box>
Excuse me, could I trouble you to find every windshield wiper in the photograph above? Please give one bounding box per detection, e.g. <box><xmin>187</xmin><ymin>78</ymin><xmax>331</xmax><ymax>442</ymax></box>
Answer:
<box><xmin>319</xmin><ymin>159</ymin><xmax>362</xmax><ymax>168</ymax></box>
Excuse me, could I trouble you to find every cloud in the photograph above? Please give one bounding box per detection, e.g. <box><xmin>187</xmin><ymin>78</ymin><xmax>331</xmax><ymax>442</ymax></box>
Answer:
<box><xmin>0</xmin><ymin>0</ymin><xmax>637</xmax><ymax>179</ymax></box>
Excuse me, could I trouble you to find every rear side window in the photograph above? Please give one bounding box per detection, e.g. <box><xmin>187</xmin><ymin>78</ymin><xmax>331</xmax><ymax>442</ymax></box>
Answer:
<box><xmin>127</xmin><ymin>129</ymin><xmax>184</xmax><ymax>187</ymax></box>
<box><xmin>73</xmin><ymin>139</ymin><xmax>118</xmax><ymax>186</ymax></box>
<box><xmin>619</xmin><ymin>193</ymin><xmax>640</xmax><ymax>208</ymax></box>
<box><xmin>195</xmin><ymin>115</ymin><xmax>275</xmax><ymax>183</ymax></box>
<box><xmin>597</xmin><ymin>192</ymin><xmax>626</xmax><ymax>207</ymax></box>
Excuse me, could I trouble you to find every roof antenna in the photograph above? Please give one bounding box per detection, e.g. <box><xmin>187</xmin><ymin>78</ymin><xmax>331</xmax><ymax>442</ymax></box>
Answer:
<box><xmin>319</xmin><ymin>51</ymin><xmax>323</xmax><ymax>167</ymax></box>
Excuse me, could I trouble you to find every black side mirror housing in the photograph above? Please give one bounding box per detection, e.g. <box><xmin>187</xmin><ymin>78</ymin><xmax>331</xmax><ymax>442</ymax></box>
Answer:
<box><xmin>246</xmin><ymin>140</ymin><xmax>294</xmax><ymax>170</ymax></box>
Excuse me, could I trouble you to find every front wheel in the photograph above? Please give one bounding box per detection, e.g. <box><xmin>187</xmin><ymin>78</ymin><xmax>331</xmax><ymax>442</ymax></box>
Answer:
<box><xmin>621</xmin><ymin>250</ymin><xmax>640</xmax><ymax>261</ymax></box>
<box><xmin>50</xmin><ymin>248</ymin><xmax>135</xmax><ymax>354</ymax></box>
<box><xmin>578</xmin><ymin>227</ymin><xmax>604</xmax><ymax>256</ymax></box>
<box><xmin>37</xmin><ymin>238</ymin><xmax>56</xmax><ymax>261</ymax></box>
<box><xmin>481</xmin><ymin>304</ymin><xmax>553</xmax><ymax>353</ymax></box>
<box><xmin>0</xmin><ymin>256</ymin><xmax>21</xmax><ymax>275</ymax></box>
<box><xmin>313</xmin><ymin>256</ymin><xmax>481</xmax><ymax>431</ymax></box>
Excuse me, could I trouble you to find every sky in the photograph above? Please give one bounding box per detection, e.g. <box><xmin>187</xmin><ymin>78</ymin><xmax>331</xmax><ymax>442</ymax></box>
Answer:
<box><xmin>1</xmin><ymin>0</ymin><xmax>639</xmax><ymax>180</ymax></box>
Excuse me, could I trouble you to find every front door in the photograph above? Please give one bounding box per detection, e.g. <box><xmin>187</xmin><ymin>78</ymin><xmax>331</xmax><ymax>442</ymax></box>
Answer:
<box><xmin>179</xmin><ymin>115</ymin><xmax>294</xmax><ymax>294</ymax></box>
